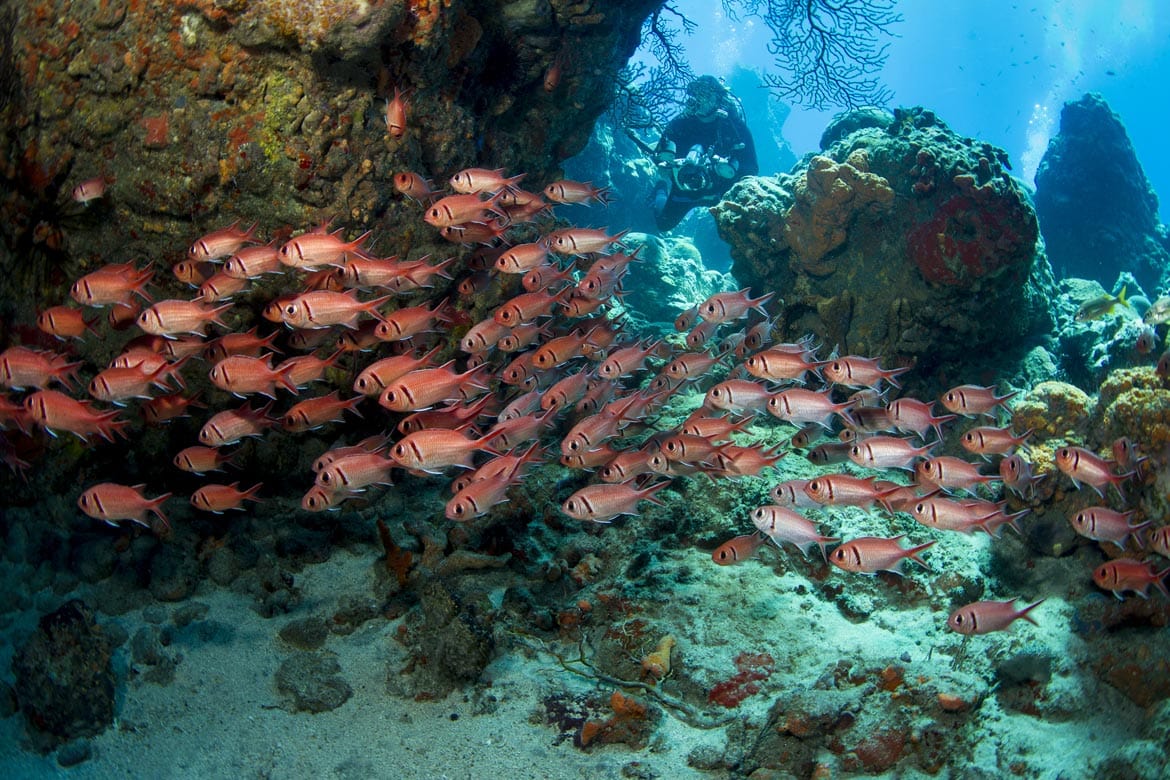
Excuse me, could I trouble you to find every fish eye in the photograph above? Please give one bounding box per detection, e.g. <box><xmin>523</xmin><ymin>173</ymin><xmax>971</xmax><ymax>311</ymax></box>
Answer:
<box><xmin>285</xmin><ymin>305</ymin><xmax>297</xmax><ymax>315</ymax></box>
<box><xmin>954</xmin><ymin>615</ymin><xmax>964</xmax><ymax>624</ymax></box>
<box><xmin>809</xmin><ymin>480</ymin><xmax>819</xmax><ymax>490</ymax></box>
<box><xmin>80</xmin><ymin>495</ymin><xmax>88</xmax><ymax>507</ymax></box>
<box><xmin>851</xmin><ymin>446</ymin><xmax>860</xmax><ymax>456</ymax></box>
<box><xmin>453</xmin><ymin>504</ymin><xmax>464</xmax><ymax>516</ymax></box>
<box><xmin>428</xmin><ymin>209</ymin><xmax>438</xmax><ymax>219</ymax></box>
<box><xmin>964</xmin><ymin>433</ymin><xmax>974</xmax><ymax>442</ymax></box>
<box><xmin>832</xmin><ymin>548</ymin><xmax>843</xmax><ymax>560</ymax></box>
<box><xmin>915</xmin><ymin>502</ymin><xmax>924</xmax><ymax>513</ymax></box>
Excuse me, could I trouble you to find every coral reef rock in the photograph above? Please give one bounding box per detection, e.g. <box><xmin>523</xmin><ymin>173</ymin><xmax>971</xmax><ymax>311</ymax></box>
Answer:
<box><xmin>621</xmin><ymin>232</ymin><xmax>729</xmax><ymax>327</ymax></box>
<box><xmin>11</xmin><ymin>600</ymin><xmax>117</xmax><ymax>750</ymax></box>
<box><xmin>713</xmin><ymin>107</ymin><xmax>1055</xmax><ymax>392</ymax></box>
<box><xmin>1035</xmin><ymin>92</ymin><xmax>1170</xmax><ymax>294</ymax></box>
<box><xmin>0</xmin><ymin>0</ymin><xmax>660</xmax><ymax>317</ymax></box>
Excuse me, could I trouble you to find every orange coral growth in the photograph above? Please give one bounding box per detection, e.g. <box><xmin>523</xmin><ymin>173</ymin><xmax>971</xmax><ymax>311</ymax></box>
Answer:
<box><xmin>640</xmin><ymin>634</ymin><xmax>676</xmax><ymax>683</ymax></box>
<box><xmin>140</xmin><ymin>115</ymin><xmax>170</xmax><ymax>148</ymax></box>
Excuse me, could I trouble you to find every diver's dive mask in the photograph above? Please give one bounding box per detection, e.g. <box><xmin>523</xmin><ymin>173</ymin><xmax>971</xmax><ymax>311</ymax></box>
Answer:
<box><xmin>684</xmin><ymin>76</ymin><xmax>726</xmax><ymax>121</ymax></box>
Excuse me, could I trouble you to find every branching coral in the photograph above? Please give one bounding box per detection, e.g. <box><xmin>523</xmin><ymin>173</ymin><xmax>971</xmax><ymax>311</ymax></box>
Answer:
<box><xmin>728</xmin><ymin>0</ymin><xmax>901</xmax><ymax>109</ymax></box>
<box><xmin>616</xmin><ymin>0</ymin><xmax>900</xmax><ymax>132</ymax></box>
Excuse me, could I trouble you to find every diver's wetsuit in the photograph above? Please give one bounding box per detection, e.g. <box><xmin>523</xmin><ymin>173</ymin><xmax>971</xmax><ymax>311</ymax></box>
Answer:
<box><xmin>653</xmin><ymin>102</ymin><xmax>758</xmax><ymax>232</ymax></box>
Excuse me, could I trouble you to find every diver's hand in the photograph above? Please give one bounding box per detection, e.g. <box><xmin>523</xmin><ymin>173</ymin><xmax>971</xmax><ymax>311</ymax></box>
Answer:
<box><xmin>711</xmin><ymin>155</ymin><xmax>737</xmax><ymax>180</ymax></box>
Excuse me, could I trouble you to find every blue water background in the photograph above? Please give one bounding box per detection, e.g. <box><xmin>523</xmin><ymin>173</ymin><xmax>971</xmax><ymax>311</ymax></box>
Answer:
<box><xmin>649</xmin><ymin>0</ymin><xmax>1170</xmax><ymax>222</ymax></box>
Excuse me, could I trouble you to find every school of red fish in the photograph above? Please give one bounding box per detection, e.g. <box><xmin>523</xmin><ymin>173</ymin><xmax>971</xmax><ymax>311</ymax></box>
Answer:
<box><xmin>3</xmin><ymin>152</ymin><xmax>1168</xmax><ymax>638</ymax></box>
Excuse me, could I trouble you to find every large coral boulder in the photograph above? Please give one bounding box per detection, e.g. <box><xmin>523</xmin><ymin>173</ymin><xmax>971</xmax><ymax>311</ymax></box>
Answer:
<box><xmin>0</xmin><ymin>0</ymin><xmax>660</xmax><ymax>323</ymax></box>
<box><xmin>1034</xmin><ymin>93</ymin><xmax>1170</xmax><ymax>293</ymax></box>
<box><xmin>713</xmin><ymin>107</ymin><xmax>1055</xmax><ymax>389</ymax></box>
<box><xmin>11</xmin><ymin>600</ymin><xmax>117</xmax><ymax>750</ymax></box>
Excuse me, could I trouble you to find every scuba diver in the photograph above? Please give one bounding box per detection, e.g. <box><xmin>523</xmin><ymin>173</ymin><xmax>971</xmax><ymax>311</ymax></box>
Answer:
<box><xmin>649</xmin><ymin>76</ymin><xmax>758</xmax><ymax>232</ymax></box>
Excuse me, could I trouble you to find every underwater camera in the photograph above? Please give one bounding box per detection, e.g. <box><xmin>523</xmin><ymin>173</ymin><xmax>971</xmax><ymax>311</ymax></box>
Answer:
<box><xmin>673</xmin><ymin>156</ymin><xmax>713</xmax><ymax>194</ymax></box>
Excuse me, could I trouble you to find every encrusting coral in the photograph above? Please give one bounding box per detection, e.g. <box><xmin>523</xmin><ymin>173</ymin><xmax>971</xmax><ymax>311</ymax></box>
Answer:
<box><xmin>782</xmin><ymin>151</ymin><xmax>894</xmax><ymax>275</ymax></box>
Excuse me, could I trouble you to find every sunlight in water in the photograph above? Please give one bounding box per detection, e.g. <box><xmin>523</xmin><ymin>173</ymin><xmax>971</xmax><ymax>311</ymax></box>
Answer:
<box><xmin>1021</xmin><ymin>101</ymin><xmax>1053</xmax><ymax>183</ymax></box>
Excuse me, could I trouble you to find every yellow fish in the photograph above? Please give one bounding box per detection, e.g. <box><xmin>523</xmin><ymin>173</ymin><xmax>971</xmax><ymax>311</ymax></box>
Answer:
<box><xmin>1075</xmin><ymin>285</ymin><xmax>1132</xmax><ymax>322</ymax></box>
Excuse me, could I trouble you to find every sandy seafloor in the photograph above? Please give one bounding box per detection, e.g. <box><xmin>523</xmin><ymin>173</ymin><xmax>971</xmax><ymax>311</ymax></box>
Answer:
<box><xmin>0</xmin><ymin>513</ymin><xmax>1161</xmax><ymax>780</ymax></box>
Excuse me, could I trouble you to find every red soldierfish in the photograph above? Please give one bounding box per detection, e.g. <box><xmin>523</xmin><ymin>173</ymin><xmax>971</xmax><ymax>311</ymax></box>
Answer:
<box><xmin>37</xmin><ymin>306</ymin><xmax>96</xmax><ymax>340</ymax></box>
<box><xmin>78</xmin><ymin>483</ymin><xmax>171</xmax><ymax>531</ymax></box>
<box><xmin>999</xmin><ymin>453</ymin><xmax>1044</xmax><ymax>499</ymax></box>
<box><xmin>449</xmin><ymin>167</ymin><xmax>525</xmax><ymax>195</ymax></box>
<box><xmin>72</xmin><ymin>176</ymin><xmax>107</xmax><ymax>204</ymax></box>
<box><xmin>379</xmin><ymin>363</ymin><xmax>488</xmax><ymax>412</ymax></box>
<box><xmin>543</xmin><ymin>180</ymin><xmax>612</xmax><ymax>205</ymax></box>
<box><xmin>0</xmin><ymin>347</ymin><xmax>82</xmax><ymax>390</ymax></box>
<box><xmin>822</xmin><ymin>356</ymin><xmax>910</xmax><ymax>390</ymax></box>
<box><xmin>209</xmin><ymin>355</ymin><xmax>298</xmax><ymax>399</ymax></box>
<box><xmin>560</xmin><ymin>480</ymin><xmax>670</xmax><ymax>523</ymax></box>
<box><xmin>373</xmin><ymin>301</ymin><xmax>453</xmax><ymax>342</ymax></box>
<box><xmin>496</xmin><ymin>242</ymin><xmax>550</xmax><ymax>274</ymax></box>
<box><xmin>939</xmin><ymin>384</ymin><xmax>1017</xmax><ymax>418</ymax></box>
<box><xmin>959</xmin><ymin>426</ymin><xmax>1032</xmax><ymax>457</ymax></box>
<box><xmin>282</xmin><ymin>391</ymin><xmax>363</xmax><ymax>432</ymax></box>
<box><xmin>393</xmin><ymin>171</ymin><xmax>436</xmax><ymax>203</ymax></box>
<box><xmin>704</xmin><ymin>379</ymin><xmax>773</xmax><ymax>415</ymax></box>
<box><xmin>697</xmin><ymin>288</ymin><xmax>774</xmax><ymax>324</ymax></box>
<box><xmin>352</xmin><ymin>348</ymin><xmax>440</xmax><ymax>396</ymax></box>
<box><xmin>223</xmin><ymin>242</ymin><xmax>282</xmax><ymax>279</ymax></box>
<box><xmin>493</xmin><ymin>288</ymin><xmax>564</xmax><ymax>326</ymax></box>
<box><xmin>847</xmin><ymin>436</ymin><xmax>934</xmax><ymax>471</ymax></box>
<box><xmin>70</xmin><ymin>264</ymin><xmax>154</xmax><ymax>307</ymax></box>
<box><xmin>24</xmin><ymin>389</ymin><xmax>127</xmax><ymax>443</ymax></box>
<box><xmin>767</xmin><ymin>387</ymin><xmax>854</xmax><ymax>430</ymax></box>
<box><xmin>885</xmin><ymin>397</ymin><xmax>956</xmax><ymax>441</ymax></box>
<box><xmin>711</xmin><ymin>533</ymin><xmax>767</xmax><ymax>565</ymax></box>
<box><xmin>803</xmin><ymin>473</ymin><xmax>890</xmax><ymax>508</ymax></box>
<box><xmin>1067</xmin><ymin>506</ymin><xmax>1148</xmax><ymax>549</ymax></box>
<box><xmin>188</xmin><ymin>220</ymin><xmax>259</xmax><ymax>262</ymax></box>
<box><xmin>388</xmin><ymin>428</ymin><xmax>498</xmax><ymax>474</ymax></box>
<box><xmin>279</xmin><ymin>290</ymin><xmax>390</xmax><ymax>330</ymax></box>
<box><xmin>173</xmin><ymin>445</ymin><xmax>234</xmax><ymax>475</ymax></box>
<box><xmin>424</xmin><ymin>192</ymin><xmax>505</xmax><ymax>227</ymax></box>
<box><xmin>546</xmin><ymin>227</ymin><xmax>627</xmax><ymax>256</ymax></box>
<box><xmin>829</xmin><ymin>535</ymin><xmax>935</xmax><ymax>575</ymax></box>
<box><xmin>914</xmin><ymin>456</ymin><xmax>1000</xmax><ymax>492</ymax></box>
<box><xmin>445</xmin><ymin>471</ymin><xmax>517</xmax><ymax>521</ymax></box>
<box><xmin>278</xmin><ymin>229</ymin><xmax>373</xmax><ymax>271</ymax></box>
<box><xmin>743</xmin><ymin>348</ymin><xmax>824</xmax><ymax>383</ymax></box>
<box><xmin>1054</xmin><ymin>445</ymin><xmax>1133</xmax><ymax>497</ymax></box>
<box><xmin>137</xmin><ymin>299</ymin><xmax>231</xmax><ymax>337</ymax></box>
<box><xmin>385</xmin><ymin>87</ymin><xmax>409</xmax><ymax>138</ymax></box>
<box><xmin>190</xmin><ymin>482</ymin><xmax>262</xmax><ymax>513</ymax></box>
<box><xmin>751</xmin><ymin>505</ymin><xmax>839</xmax><ymax>560</ymax></box>
<box><xmin>947</xmin><ymin>599</ymin><xmax>1044</xmax><ymax>635</ymax></box>
<box><xmin>315</xmin><ymin>451</ymin><xmax>396</xmax><ymax>493</ymax></box>
<box><xmin>198</xmin><ymin>400</ymin><xmax>275</xmax><ymax>447</ymax></box>
<box><xmin>1092</xmin><ymin>558</ymin><xmax>1170</xmax><ymax>599</ymax></box>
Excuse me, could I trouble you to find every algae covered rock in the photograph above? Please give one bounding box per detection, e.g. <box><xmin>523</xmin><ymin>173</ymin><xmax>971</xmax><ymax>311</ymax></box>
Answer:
<box><xmin>713</xmin><ymin>106</ymin><xmax>1055</xmax><ymax>394</ymax></box>
<box><xmin>0</xmin><ymin>0</ymin><xmax>662</xmax><ymax>322</ymax></box>
<box><xmin>11</xmin><ymin>600</ymin><xmax>117</xmax><ymax>750</ymax></box>
<box><xmin>620</xmin><ymin>232</ymin><xmax>729</xmax><ymax>326</ymax></box>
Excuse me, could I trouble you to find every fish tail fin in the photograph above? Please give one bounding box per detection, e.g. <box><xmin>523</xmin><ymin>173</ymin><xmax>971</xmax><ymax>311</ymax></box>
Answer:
<box><xmin>150</xmin><ymin>493</ymin><xmax>173</xmax><ymax>533</ymax></box>
<box><xmin>907</xmin><ymin>540</ymin><xmax>937</xmax><ymax>569</ymax></box>
<box><xmin>1153</xmin><ymin>568</ymin><xmax>1170</xmax><ymax>599</ymax></box>
<box><xmin>275</xmin><ymin>363</ymin><xmax>300</xmax><ymax>395</ymax></box>
<box><xmin>1018</xmin><ymin>598</ymin><xmax>1045</xmax><ymax>625</ymax></box>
